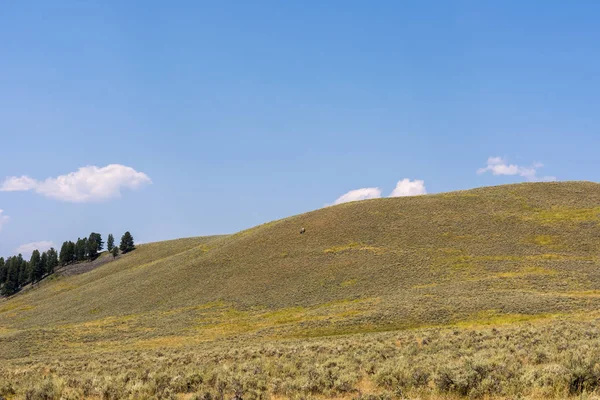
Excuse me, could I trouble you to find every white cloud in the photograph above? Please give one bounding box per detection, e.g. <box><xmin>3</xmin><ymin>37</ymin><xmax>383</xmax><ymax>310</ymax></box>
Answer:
<box><xmin>0</xmin><ymin>164</ymin><xmax>152</xmax><ymax>202</ymax></box>
<box><xmin>0</xmin><ymin>176</ymin><xmax>37</xmax><ymax>192</ymax></box>
<box><xmin>15</xmin><ymin>241</ymin><xmax>54</xmax><ymax>258</ymax></box>
<box><xmin>389</xmin><ymin>179</ymin><xmax>427</xmax><ymax>197</ymax></box>
<box><xmin>477</xmin><ymin>157</ymin><xmax>556</xmax><ymax>182</ymax></box>
<box><xmin>332</xmin><ymin>187</ymin><xmax>382</xmax><ymax>205</ymax></box>
<box><xmin>0</xmin><ymin>210</ymin><xmax>9</xmax><ymax>232</ymax></box>
<box><xmin>330</xmin><ymin>178</ymin><xmax>428</xmax><ymax>206</ymax></box>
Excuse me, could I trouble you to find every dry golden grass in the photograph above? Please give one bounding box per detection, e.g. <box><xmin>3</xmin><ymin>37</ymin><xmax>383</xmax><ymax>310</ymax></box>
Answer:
<box><xmin>4</xmin><ymin>317</ymin><xmax>600</xmax><ymax>399</ymax></box>
<box><xmin>0</xmin><ymin>181</ymin><xmax>600</xmax><ymax>398</ymax></box>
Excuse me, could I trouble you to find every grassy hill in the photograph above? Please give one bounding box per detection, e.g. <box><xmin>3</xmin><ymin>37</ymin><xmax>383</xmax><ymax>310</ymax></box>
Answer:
<box><xmin>2</xmin><ymin>181</ymin><xmax>600</xmax><ymax>398</ymax></box>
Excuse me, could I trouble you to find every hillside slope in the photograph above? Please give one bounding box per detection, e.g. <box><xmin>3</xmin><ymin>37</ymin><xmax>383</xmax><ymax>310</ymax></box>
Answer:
<box><xmin>1</xmin><ymin>181</ymin><xmax>600</xmax><ymax>357</ymax></box>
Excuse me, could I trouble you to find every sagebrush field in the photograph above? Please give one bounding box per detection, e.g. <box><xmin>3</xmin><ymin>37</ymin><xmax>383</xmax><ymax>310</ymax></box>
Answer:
<box><xmin>1</xmin><ymin>181</ymin><xmax>600</xmax><ymax>399</ymax></box>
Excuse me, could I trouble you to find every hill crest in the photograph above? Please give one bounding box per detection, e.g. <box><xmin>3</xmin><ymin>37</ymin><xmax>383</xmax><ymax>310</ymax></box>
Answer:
<box><xmin>1</xmin><ymin>181</ymin><xmax>599</xmax><ymax>357</ymax></box>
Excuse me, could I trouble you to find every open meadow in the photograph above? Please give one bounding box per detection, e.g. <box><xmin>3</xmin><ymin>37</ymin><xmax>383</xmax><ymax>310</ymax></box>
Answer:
<box><xmin>1</xmin><ymin>182</ymin><xmax>600</xmax><ymax>399</ymax></box>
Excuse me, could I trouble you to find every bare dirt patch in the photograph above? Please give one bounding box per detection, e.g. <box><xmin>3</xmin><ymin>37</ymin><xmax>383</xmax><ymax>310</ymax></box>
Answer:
<box><xmin>57</xmin><ymin>252</ymin><xmax>121</xmax><ymax>277</ymax></box>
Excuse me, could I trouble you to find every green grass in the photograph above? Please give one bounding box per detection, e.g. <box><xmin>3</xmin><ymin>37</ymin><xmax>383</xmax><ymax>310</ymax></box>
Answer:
<box><xmin>1</xmin><ymin>181</ymin><xmax>600</xmax><ymax>398</ymax></box>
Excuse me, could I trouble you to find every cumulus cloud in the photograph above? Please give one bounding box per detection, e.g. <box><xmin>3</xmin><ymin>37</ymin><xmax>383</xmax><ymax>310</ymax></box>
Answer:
<box><xmin>0</xmin><ymin>176</ymin><xmax>37</xmax><ymax>191</ymax></box>
<box><xmin>389</xmin><ymin>179</ymin><xmax>427</xmax><ymax>197</ymax></box>
<box><xmin>477</xmin><ymin>157</ymin><xmax>556</xmax><ymax>182</ymax></box>
<box><xmin>332</xmin><ymin>187</ymin><xmax>382</xmax><ymax>205</ymax></box>
<box><xmin>0</xmin><ymin>164</ymin><xmax>152</xmax><ymax>202</ymax></box>
<box><xmin>15</xmin><ymin>241</ymin><xmax>54</xmax><ymax>258</ymax></box>
<box><xmin>0</xmin><ymin>210</ymin><xmax>9</xmax><ymax>232</ymax></box>
<box><xmin>330</xmin><ymin>178</ymin><xmax>428</xmax><ymax>206</ymax></box>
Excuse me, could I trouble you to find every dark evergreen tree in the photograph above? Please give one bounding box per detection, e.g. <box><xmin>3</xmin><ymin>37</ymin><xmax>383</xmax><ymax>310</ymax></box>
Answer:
<box><xmin>47</xmin><ymin>248</ymin><xmax>58</xmax><ymax>274</ymax></box>
<box><xmin>75</xmin><ymin>238</ymin><xmax>87</xmax><ymax>262</ymax></box>
<box><xmin>16</xmin><ymin>254</ymin><xmax>27</xmax><ymax>287</ymax></box>
<box><xmin>107</xmin><ymin>234</ymin><xmax>115</xmax><ymax>252</ymax></box>
<box><xmin>87</xmin><ymin>239</ymin><xmax>98</xmax><ymax>260</ymax></box>
<box><xmin>40</xmin><ymin>251</ymin><xmax>48</xmax><ymax>277</ymax></box>
<box><xmin>30</xmin><ymin>250</ymin><xmax>43</xmax><ymax>283</ymax></box>
<box><xmin>60</xmin><ymin>241</ymin><xmax>77</xmax><ymax>265</ymax></box>
<box><xmin>67</xmin><ymin>241</ymin><xmax>75</xmax><ymax>262</ymax></box>
<box><xmin>89</xmin><ymin>232</ymin><xmax>103</xmax><ymax>252</ymax></box>
<box><xmin>119</xmin><ymin>231</ymin><xmax>135</xmax><ymax>254</ymax></box>
<box><xmin>12</xmin><ymin>257</ymin><xmax>20</xmax><ymax>288</ymax></box>
<box><xmin>8</xmin><ymin>257</ymin><xmax>18</xmax><ymax>284</ymax></box>
<box><xmin>2</xmin><ymin>257</ymin><xmax>21</xmax><ymax>296</ymax></box>
<box><xmin>111</xmin><ymin>246</ymin><xmax>119</xmax><ymax>258</ymax></box>
<box><xmin>0</xmin><ymin>280</ymin><xmax>16</xmax><ymax>296</ymax></box>
<box><xmin>0</xmin><ymin>257</ymin><xmax>17</xmax><ymax>296</ymax></box>
<box><xmin>59</xmin><ymin>241</ymin><xmax>69</xmax><ymax>265</ymax></box>
<box><xmin>82</xmin><ymin>238</ymin><xmax>88</xmax><ymax>259</ymax></box>
<box><xmin>0</xmin><ymin>257</ymin><xmax>6</xmax><ymax>285</ymax></box>
<box><xmin>59</xmin><ymin>241</ymin><xmax>77</xmax><ymax>265</ymax></box>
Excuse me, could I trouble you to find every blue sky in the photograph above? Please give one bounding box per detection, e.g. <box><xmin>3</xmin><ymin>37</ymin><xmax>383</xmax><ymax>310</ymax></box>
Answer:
<box><xmin>1</xmin><ymin>1</ymin><xmax>599</xmax><ymax>257</ymax></box>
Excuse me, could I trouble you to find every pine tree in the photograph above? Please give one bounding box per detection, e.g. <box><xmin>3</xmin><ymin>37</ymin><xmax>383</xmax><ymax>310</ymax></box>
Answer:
<box><xmin>47</xmin><ymin>248</ymin><xmax>58</xmax><ymax>274</ymax></box>
<box><xmin>107</xmin><ymin>234</ymin><xmax>115</xmax><ymax>252</ymax></box>
<box><xmin>1</xmin><ymin>257</ymin><xmax>20</xmax><ymax>296</ymax></box>
<box><xmin>0</xmin><ymin>280</ymin><xmax>15</xmax><ymax>295</ymax></box>
<box><xmin>111</xmin><ymin>246</ymin><xmax>119</xmax><ymax>258</ymax></box>
<box><xmin>120</xmin><ymin>232</ymin><xmax>135</xmax><ymax>254</ymax></box>
<box><xmin>0</xmin><ymin>258</ymin><xmax>17</xmax><ymax>296</ymax></box>
<box><xmin>75</xmin><ymin>238</ymin><xmax>87</xmax><ymax>262</ymax></box>
<box><xmin>16</xmin><ymin>254</ymin><xmax>27</xmax><ymax>287</ymax></box>
<box><xmin>97</xmin><ymin>233</ymin><xmax>104</xmax><ymax>251</ymax></box>
<box><xmin>59</xmin><ymin>241</ymin><xmax>68</xmax><ymax>265</ymax></box>
<box><xmin>87</xmin><ymin>239</ymin><xmax>98</xmax><ymax>260</ymax></box>
<box><xmin>0</xmin><ymin>257</ymin><xmax>5</xmax><ymax>285</ymax></box>
<box><xmin>75</xmin><ymin>239</ymin><xmax>82</xmax><ymax>261</ymax></box>
<box><xmin>30</xmin><ymin>250</ymin><xmax>43</xmax><ymax>284</ymax></box>
<box><xmin>89</xmin><ymin>232</ymin><xmax>104</xmax><ymax>252</ymax></box>
<box><xmin>60</xmin><ymin>241</ymin><xmax>76</xmax><ymax>265</ymax></box>
<box><xmin>67</xmin><ymin>241</ymin><xmax>75</xmax><ymax>263</ymax></box>
<box><xmin>40</xmin><ymin>252</ymin><xmax>48</xmax><ymax>277</ymax></box>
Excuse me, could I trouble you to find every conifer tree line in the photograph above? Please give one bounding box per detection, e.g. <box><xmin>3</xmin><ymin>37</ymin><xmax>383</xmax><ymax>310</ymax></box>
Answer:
<box><xmin>0</xmin><ymin>231</ymin><xmax>135</xmax><ymax>297</ymax></box>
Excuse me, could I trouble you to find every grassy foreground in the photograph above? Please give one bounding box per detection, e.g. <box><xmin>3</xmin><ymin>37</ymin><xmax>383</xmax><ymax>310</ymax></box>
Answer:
<box><xmin>4</xmin><ymin>317</ymin><xmax>600</xmax><ymax>399</ymax></box>
<box><xmin>1</xmin><ymin>181</ymin><xmax>600</xmax><ymax>398</ymax></box>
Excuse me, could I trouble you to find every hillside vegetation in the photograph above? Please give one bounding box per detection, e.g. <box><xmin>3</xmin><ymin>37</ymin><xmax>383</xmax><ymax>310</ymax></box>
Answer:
<box><xmin>1</xmin><ymin>181</ymin><xmax>600</xmax><ymax>398</ymax></box>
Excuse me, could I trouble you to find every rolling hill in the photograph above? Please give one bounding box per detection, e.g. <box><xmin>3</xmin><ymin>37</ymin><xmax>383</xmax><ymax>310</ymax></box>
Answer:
<box><xmin>1</xmin><ymin>181</ymin><xmax>600</xmax><ymax>350</ymax></box>
<box><xmin>2</xmin><ymin>181</ymin><xmax>600</xmax><ymax>398</ymax></box>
